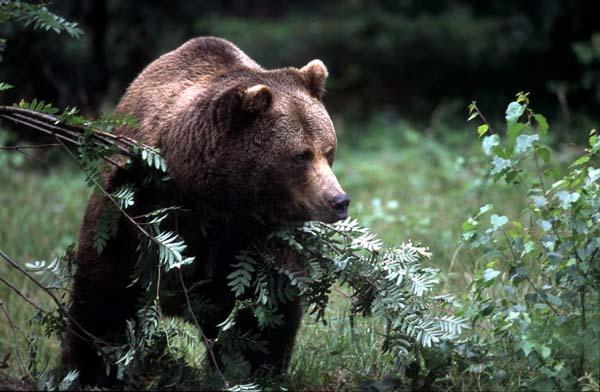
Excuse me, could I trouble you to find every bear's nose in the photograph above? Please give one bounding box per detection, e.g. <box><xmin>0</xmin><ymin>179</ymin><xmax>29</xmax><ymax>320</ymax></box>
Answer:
<box><xmin>330</xmin><ymin>193</ymin><xmax>350</xmax><ymax>218</ymax></box>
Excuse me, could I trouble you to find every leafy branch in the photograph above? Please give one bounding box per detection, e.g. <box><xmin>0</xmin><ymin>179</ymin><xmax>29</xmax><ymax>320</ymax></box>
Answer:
<box><xmin>0</xmin><ymin>1</ymin><xmax>83</xmax><ymax>38</ymax></box>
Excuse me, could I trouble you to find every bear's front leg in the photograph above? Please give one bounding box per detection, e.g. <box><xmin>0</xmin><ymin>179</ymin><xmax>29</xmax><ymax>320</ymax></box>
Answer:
<box><xmin>60</xmin><ymin>196</ymin><xmax>140</xmax><ymax>387</ymax></box>
<box><xmin>228</xmin><ymin>297</ymin><xmax>303</xmax><ymax>376</ymax></box>
<box><xmin>61</xmin><ymin>275</ymin><xmax>138</xmax><ymax>386</ymax></box>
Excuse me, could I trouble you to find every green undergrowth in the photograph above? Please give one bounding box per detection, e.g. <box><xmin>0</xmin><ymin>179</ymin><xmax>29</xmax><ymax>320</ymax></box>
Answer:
<box><xmin>0</xmin><ymin>109</ymin><xmax>596</xmax><ymax>390</ymax></box>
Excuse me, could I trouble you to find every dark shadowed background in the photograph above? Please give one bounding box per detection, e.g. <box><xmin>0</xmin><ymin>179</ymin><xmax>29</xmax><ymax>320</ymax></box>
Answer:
<box><xmin>0</xmin><ymin>0</ymin><xmax>598</xmax><ymax>136</ymax></box>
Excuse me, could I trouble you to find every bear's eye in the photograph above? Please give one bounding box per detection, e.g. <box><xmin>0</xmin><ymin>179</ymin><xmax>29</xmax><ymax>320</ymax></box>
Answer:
<box><xmin>293</xmin><ymin>150</ymin><xmax>313</xmax><ymax>164</ymax></box>
<box><xmin>325</xmin><ymin>148</ymin><xmax>335</xmax><ymax>166</ymax></box>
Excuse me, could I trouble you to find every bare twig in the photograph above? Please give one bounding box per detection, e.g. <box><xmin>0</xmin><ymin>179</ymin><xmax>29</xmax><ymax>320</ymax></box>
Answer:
<box><xmin>471</xmin><ymin>103</ymin><xmax>495</xmax><ymax>135</ymax></box>
<box><xmin>0</xmin><ymin>143</ymin><xmax>61</xmax><ymax>162</ymax></box>
<box><xmin>500</xmin><ymin>231</ymin><xmax>559</xmax><ymax>315</ymax></box>
<box><xmin>331</xmin><ymin>286</ymin><xmax>351</xmax><ymax>299</ymax></box>
<box><xmin>446</xmin><ymin>242</ymin><xmax>464</xmax><ymax>289</ymax></box>
<box><xmin>0</xmin><ymin>143</ymin><xmax>60</xmax><ymax>150</ymax></box>
<box><xmin>0</xmin><ymin>274</ymin><xmax>42</xmax><ymax>310</ymax></box>
<box><xmin>532</xmin><ymin>149</ymin><xmax>547</xmax><ymax>194</ymax></box>
<box><xmin>0</xmin><ymin>105</ymin><xmax>146</xmax><ymax>157</ymax></box>
<box><xmin>53</xmin><ymin>137</ymin><xmax>166</xmax><ymax>252</ymax></box>
<box><xmin>0</xmin><ymin>301</ymin><xmax>31</xmax><ymax>378</ymax></box>
<box><xmin>177</xmin><ymin>269</ymin><xmax>228</xmax><ymax>387</ymax></box>
<box><xmin>0</xmin><ymin>249</ymin><xmax>110</xmax><ymax>349</ymax></box>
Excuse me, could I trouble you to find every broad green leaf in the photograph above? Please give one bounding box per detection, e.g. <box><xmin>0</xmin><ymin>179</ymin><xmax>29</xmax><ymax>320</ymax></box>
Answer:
<box><xmin>490</xmin><ymin>214</ymin><xmax>509</xmax><ymax>230</ymax></box>
<box><xmin>514</xmin><ymin>134</ymin><xmax>539</xmax><ymax>154</ymax></box>
<box><xmin>570</xmin><ymin>155</ymin><xmax>590</xmax><ymax>167</ymax></box>
<box><xmin>507</xmin><ymin>122</ymin><xmax>525</xmax><ymax>145</ymax></box>
<box><xmin>521</xmin><ymin>341</ymin><xmax>535</xmax><ymax>357</ymax></box>
<box><xmin>590</xmin><ymin>132</ymin><xmax>599</xmax><ymax>152</ymax></box>
<box><xmin>482</xmin><ymin>134</ymin><xmax>499</xmax><ymax>156</ymax></box>
<box><xmin>538</xmin><ymin>345</ymin><xmax>551</xmax><ymax>359</ymax></box>
<box><xmin>554</xmin><ymin>191</ymin><xmax>580</xmax><ymax>209</ymax></box>
<box><xmin>483</xmin><ymin>268</ymin><xmax>501</xmax><ymax>282</ymax></box>
<box><xmin>523</xmin><ymin>241</ymin><xmax>535</xmax><ymax>255</ymax></box>
<box><xmin>478</xmin><ymin>204</ymin><xmax>494</xmax><ymax>216</ymax></box>
<box><xmin>535</xmin><ymin>145</ymin><xmax>551</xmax><ymax>162</ymax></box>
<box><xmin>533</xmin><ymin>113</ymin><xmax>549</xmax><ymax>136</ymax></box>
<box><xmin>585</xmin><ymin>167</ymin><xmax>600</xmax><ymax>188</ymax></box>
<box><xmin>505</xmin><ymin>102</ymin><xmax>524</xmax><ymax>124</ymax></box>
<box><xmin>530</xmin><ymin>195</ymin><xmax>548</xmax><ymax>208</ymax></box>
<box><xmin>477</xmin><ymin>124</ymin><xmax>489</xmax><ymax>137</ymax></box>
<box><xmin>509</xmin><ymin>265</ymin><xmax>529</xmax><ymax>283</ymax></box>
<box><xmin>536</xmin><ymin>219</ymin><xmax>552</xmax><ymax>231</ymax></box>
<box><xmin>490</xmin><ymin>156</ymin><xmax>512</xmax><ymax>175</ymax></box>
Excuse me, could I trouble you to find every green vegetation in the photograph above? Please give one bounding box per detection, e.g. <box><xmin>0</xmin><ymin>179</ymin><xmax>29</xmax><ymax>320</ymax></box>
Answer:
<box><xmin>1</xmin><ymin>1</ymin><xmax>598</xmax><ymax>390</ymax></box>
<box><xmin>2</xmin><ymin>100</ymin><xmax>596</xmax><ymax>390</ymax></box>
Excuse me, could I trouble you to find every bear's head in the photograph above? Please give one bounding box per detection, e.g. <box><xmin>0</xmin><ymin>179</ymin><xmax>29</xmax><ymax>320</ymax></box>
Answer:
<box><xmin>163</xmin><ymin>59</ymin><xmax>349</xmax><ymax>224</ymax></box>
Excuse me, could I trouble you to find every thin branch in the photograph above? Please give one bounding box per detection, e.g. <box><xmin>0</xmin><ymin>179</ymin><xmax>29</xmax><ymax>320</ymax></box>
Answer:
<box><xmin>177</xmin><ymin>269</ymin><xmax>229</xmax><ymax>388</ymax></box>
<box><xmin>53</xmin><ymin>136</ymin><xmax>164</xmax><ymax>251</ymax></box>
<box><xmin>532</xmin><ymin>149</ymin><xmax>547</xmax><ymax>194</ymax></box>
<box><xmin>14</xmin><ymin>105</ymin><xmax>147</xmax><ymax>150</ymax></box>
<box><xmin>331</xmin><ymin>286</ymin><xmax>351</xmax><ymax>299</ymax></box>
<box><xmin>472</xmin><ymin>104</ymin><xmax>495</xmax><ymax>135</ymax></box>
<box><xmin>0</xmin><ymin>301</ymin><xmax>31</xmax><ymax>379</ymax></box>
<box><xmin>2</xmin><ymin>144</ymin><xmax>42</xmax><ymax>161</ymax></box>
<box><xmin>500</xmin><ymin>231</ymin><xmax>559</xmax><ymax>315</ymax></box>
<box><xmin>0</xmin><ymin>143</ymin><xmax>61</xmax><ymax>162</ymax></box>
<box><xmin>0</xmin><ymin>249</ymin><xmax>110</xmax><ymax>348</ymax></box>
<box><xmin>0</xmin><ymin>143</ymin><xmax>60</xmax><ymax>150</ymax></box>
<box><xmin>0</xmin><ymin>274</ymin><xmax>42</xmax><ymax>310</ymax></box>
<box><xmin>0</xmin><ymin>105</ymin><xmax>143</xmax><ymax>156</ymax></box>
<box><xmin>1</xmin><ymin>114</ymin><xmax>85</xmax><ymax>148</ymax></box>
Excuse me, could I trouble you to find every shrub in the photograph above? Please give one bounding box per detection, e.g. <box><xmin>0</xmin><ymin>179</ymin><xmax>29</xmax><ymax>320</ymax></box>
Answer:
<box><xmin>450</xmin><ymin>93</ymin><xmax>599</xmax><ymax>390</ymax></box>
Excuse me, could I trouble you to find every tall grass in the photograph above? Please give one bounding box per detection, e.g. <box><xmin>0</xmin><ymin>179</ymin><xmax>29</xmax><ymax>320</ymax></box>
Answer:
<box><xmin>0</xmin><ymin>154</ymin><xmax>89</xmax><ymax>377</ymax></box>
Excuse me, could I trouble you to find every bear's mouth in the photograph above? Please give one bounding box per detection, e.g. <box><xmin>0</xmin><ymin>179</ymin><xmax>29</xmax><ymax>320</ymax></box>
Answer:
<box><xmin>264</xmin><ymin>198</ymin><xmax>349</xmax><ymax>225</ymax></box>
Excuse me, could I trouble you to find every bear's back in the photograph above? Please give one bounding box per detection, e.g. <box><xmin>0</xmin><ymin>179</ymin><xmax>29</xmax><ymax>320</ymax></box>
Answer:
<box><xmin>115</xmin><ymin>37</ymin><xmax>261</xmax><ymax>145</ymax></box>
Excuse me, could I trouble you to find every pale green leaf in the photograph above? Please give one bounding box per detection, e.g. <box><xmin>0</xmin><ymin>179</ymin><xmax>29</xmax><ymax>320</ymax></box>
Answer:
<box><xmin>483</xmin><ymin>269</ymin><xmax>501</xmax><ymax>282</ymax></box>
<box><xmin>505</xmin><ymin>102</ymin><xmax>524</xmax><ymax>124</ymax></box>
<box><xmin>554</xmin><ymin>191</ymin><xmax>580</xmax><ymax>209</ymax></box>
<box><xmin>514</xmin><ymin>134</ymin><xmax>539</xmax><ymax>154</ymax></box>
<box><xmin>490</xmin><ymin>214</ymin><xmax>508</xmax><ymax>231</ymax></box>
<box><xmin>533</xmin><ymin>113</ymin><xmax>549</xmax><ymax>136</ymax></box>
<box><xmin>477</xmin><ymin>124</ymin><xmax>489</xmax><ymax>137</ymax></box>
<box><xmin>482</xmin><ymin>134</ymin><xmax>499</xmax><ymax>156</ymax></box>
<box><xmin>490</xmin><ymin>156</ymin><xmax>512</xmax><ymax>175</ymax></box>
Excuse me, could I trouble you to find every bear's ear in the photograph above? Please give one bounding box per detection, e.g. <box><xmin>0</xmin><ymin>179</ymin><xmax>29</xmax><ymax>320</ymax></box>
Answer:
<box><xmin>242</xmin><ymin>84</ymin><xmax>272</xmax><ymax>114</ymax></box>
<box><xmin>213</xmin><ymin>84</ymin><xmax>272</xmax><ymax>131</ymax></box>
<box><xmin>300</xmin><ymin>59</ymin><xmax>328</xmax><ymax>100</ymax></box>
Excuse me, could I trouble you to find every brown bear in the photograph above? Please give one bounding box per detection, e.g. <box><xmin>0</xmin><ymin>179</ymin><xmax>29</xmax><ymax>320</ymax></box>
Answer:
<box><xmin>60</xmin><ymin>37</ymin><xmax>349</xmax><ymax>386</ymax></box>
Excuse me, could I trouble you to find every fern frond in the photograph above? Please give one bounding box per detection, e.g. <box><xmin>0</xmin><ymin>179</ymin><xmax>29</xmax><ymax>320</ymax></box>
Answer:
<box><xmin>112</xmin><ymin>184</ymin><xmax>136</xmax><ymax>209</ymax></box>
<box><xmin>16</xmin><ymin>98</ymin><xmax>59</xmax><ymax>114</ymax></box>
<box><xmin>155</xmin><ymin>231</ymin><xmax>195</xmax><ymax>270</ymax></box>
<box><xmin>93</xmin><ymin>204</ymin><xmax>121</xmax><ymax>254</ymax></box>
<box><xmin>0</xmin><ymin>2</ymin><xmax>83</xmax><ymax>38</ymax></box>
<box><xmin>227</xmin><ymin>253</ymin><xmax>257</xmax><ymax>297</ymax></box>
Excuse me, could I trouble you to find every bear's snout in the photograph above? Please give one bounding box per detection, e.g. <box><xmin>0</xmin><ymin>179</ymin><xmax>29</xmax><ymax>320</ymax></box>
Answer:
<box><xmin>329</xmin><ymin>193</ymin><xmax>350</xmax><ymax>220</ymax></box>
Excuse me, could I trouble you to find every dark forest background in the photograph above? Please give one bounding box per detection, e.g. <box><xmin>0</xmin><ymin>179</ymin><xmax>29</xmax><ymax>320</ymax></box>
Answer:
<box><xmin>0</xmin><ymin>0</ymin><xmax>598</xmax><ymax>133</ymax></box>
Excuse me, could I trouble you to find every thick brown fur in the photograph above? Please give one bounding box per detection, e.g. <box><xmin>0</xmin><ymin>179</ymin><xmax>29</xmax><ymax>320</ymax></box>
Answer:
<box><xmin>60</xmin><ymin>37</ymin><xmax>348</xmax><ymax>386</ymax></box>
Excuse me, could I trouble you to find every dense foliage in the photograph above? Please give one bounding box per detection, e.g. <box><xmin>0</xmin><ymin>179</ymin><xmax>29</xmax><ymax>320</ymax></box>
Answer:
<box><xmin>449</xmin><ymin>94</ymin><xmax>599</xmax><ymax>390</ymax></box>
